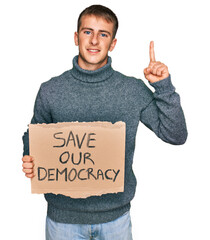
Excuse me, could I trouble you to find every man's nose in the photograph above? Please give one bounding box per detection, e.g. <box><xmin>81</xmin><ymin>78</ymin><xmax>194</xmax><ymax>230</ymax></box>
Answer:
<box><xmin>90</xmin><ymin>33</ymin><xmax>99</xmax><ymax>45</ymax></box>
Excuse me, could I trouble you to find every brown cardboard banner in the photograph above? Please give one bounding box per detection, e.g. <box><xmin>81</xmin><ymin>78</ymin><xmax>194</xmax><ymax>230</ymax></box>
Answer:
<box><xmin>29</xmin><ymin>121</ymin><xmax>126</xmax><ymax>198</ymax></box>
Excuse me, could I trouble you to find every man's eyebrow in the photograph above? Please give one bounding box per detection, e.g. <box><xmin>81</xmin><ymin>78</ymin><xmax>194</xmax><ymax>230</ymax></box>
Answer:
<box><xmin>80</xmin><ymin>27</ymin><xmax>111</xmax><ymax>36</ymax></box>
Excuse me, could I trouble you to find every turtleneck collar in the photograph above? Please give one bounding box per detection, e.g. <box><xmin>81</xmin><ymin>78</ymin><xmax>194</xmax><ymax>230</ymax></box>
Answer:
<box><xmin>70</xmin><ymin>55</ymin><xmax>114</xmax><ymax>83</ymax></box>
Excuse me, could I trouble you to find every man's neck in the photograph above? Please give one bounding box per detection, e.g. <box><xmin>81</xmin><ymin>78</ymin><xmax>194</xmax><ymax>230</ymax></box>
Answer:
<box><xmin>71</xmin><ymin>55</ymin><xmax>114</xmax><ymax>83</ymax></box>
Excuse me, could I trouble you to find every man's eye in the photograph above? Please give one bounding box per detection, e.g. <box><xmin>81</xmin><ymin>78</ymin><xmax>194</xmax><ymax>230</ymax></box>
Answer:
<box><xmin>84</xmin><ymin>31</ymin><xmax>91</xmax><ymax>35</ymax></box>
<box><xmin>101</xmin><ymin>33</ymin><xmax>108</xmax><ymax>37</ymax></box>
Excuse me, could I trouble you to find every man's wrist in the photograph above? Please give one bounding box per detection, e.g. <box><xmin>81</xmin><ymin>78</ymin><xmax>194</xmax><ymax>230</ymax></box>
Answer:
<box><xmin>149</xmin><ymin>74</ymin><xmax>175</xmax><ymax>94</ymax></box>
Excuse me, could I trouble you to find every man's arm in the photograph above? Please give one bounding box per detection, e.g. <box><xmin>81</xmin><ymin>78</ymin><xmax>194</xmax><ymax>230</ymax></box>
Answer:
<box><xmin>139</xmin><ymin>41</ymin><xmax>187</xmax><ymax>145</ymax></box>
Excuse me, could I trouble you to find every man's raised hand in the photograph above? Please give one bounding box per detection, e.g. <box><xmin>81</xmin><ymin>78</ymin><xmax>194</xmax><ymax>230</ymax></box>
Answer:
<box><xmin>144</xmin><ymin>41</ymin><xmax>169</xmax><ymax>83</ymax></box>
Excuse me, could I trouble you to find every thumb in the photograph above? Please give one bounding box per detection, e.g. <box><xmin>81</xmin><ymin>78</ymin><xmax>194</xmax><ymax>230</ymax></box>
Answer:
<box><xmin>144</xmin><ymin>67</ymin><xmax>150</xmax><ymax>75</ymax></box>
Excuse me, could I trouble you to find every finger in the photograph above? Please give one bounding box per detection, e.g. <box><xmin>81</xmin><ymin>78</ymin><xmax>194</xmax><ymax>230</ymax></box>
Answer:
<box><xmin>149</xmin><ymin>61</ymin><xmax>161</xmax><ymax>69</ymax></box>
<box><xmin>156</xmin><ymin>66</ymin><xmax>167</xmax><ymax>76</ymax></box>
<box><xmin>22</xmin><ymin>155</ymin><xmax>34</xmax><ymax>163</ymax></box>
<box><xmin>22</xmin><ymin>168</ymin><xmax>33</xmax><ymax>174</ymax></box>
<box><xmin>144</xmin><ymin>67</ymin><xmax>150</xmax><ymax>75</ymax></box>
<box><xmin>22</xmin><ymin>162</ymin><xmax>34</xmax><ymax>169</ymax></box>
<box><xmin>151</xmin><ymin>62</ymin><xmax>163</xmax><ymax>75</ymax></box>
<box><xmin>150</xmin><ymin>41</ymin><xmax>156</xmax><ymax>62</ymax></box>
<box><xmin>25</xmin><ymin>173</ymin><xmax>35</xmax><ymax>178</ymax></box>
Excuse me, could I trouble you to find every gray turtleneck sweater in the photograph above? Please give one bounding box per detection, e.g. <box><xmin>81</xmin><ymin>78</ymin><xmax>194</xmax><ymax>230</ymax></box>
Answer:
<box><xmin>22</xmin><ymin>55</ymin><xmax>187</xmax><ymax>224</ymax></box>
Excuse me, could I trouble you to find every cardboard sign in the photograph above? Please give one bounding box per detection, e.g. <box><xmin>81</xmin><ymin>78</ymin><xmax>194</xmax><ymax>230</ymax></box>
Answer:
<box><xmin>29</xmin><ymin>121</ymin><xmax>126</xmax><ymax>198</ymax></box>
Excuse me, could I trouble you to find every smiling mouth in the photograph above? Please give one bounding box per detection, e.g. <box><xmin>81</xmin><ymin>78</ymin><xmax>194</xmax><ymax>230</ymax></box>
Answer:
<box><xmin>87</xmin><ymin>49</ymin><xmax>100</xmax><ymax>53</ymax></box>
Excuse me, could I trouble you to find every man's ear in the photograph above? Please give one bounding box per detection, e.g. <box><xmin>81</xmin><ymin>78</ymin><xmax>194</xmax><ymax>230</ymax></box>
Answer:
<box><xmin>109</xmin><ymin>38</ymin><xmax>117</xmax><ymax>52</ymax></box>
<box><xmin>74</xmin><ymin>32</ymin><xmax>79</xmax><ymax>46</ymax></box>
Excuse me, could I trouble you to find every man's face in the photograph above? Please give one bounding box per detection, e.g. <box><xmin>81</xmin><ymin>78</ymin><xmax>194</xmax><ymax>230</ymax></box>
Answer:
<box><xmin>74</xmin><ymin>15</ymin><xmax>117</xmax><ymax>71</ymax></box>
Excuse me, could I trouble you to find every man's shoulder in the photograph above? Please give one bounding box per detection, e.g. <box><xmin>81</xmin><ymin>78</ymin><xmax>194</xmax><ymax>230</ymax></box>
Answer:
<box><xmin>40</xmin><ymin>69</ymin><xmax>71</xmax><ymax>89</ymax></box>
<box><xmin>113</xmin><ymin>70</ymin><xmax>153</xmax><ymax>101</ymax></box>
<box><xmin>113</xmin><ymin>70</ymin><xmax>148</xmax><ymax>89</ymax></box>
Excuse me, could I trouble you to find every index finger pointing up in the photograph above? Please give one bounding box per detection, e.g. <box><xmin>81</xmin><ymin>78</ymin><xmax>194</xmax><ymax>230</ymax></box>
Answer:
<box><xmin>149</xmin><ymin>41</ymin><xmax>156</xmax><ymax>62</ymax></box>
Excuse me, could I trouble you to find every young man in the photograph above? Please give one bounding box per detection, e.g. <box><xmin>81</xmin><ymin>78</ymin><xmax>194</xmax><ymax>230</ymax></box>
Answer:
<box><xmin>22</xmin><ymin>4</ymin><xmax>187</xmax><ymax>240</ymax></box>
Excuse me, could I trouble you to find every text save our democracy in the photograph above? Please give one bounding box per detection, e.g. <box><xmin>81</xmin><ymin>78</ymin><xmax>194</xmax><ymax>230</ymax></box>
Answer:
<box><xmin>37</xmin><ymin>130</ymin><xmax>121</xmax><ymax>183</ymax></box>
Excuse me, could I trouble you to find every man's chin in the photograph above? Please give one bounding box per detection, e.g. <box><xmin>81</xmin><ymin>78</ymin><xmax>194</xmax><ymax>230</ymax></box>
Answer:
<box><xmin>78</xmin><ymin>53</ymin><xmax>108</xmax><ymax>69</ymax></box>
<box><xmin>85</xmin><ymin>55</ymin><xmax>107</xmax><ymax>64</ymax></box>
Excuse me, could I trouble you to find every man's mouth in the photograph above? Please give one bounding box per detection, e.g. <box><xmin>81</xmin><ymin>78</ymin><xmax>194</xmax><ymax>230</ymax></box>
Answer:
<box><xmin>87</xmin><ymin>49</ymin><xmax>100</xmax><ymax>53</ymax></box>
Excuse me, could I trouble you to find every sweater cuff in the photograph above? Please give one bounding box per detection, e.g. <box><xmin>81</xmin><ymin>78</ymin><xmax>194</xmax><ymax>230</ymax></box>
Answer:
<box><xmin>149</xmin><ymin>74</ymin><xmax>175</xmax><ymax>94</ymax></box>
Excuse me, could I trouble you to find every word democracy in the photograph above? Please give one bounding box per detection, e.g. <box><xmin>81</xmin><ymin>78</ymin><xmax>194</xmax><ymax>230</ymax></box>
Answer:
<box><xmin>37</xmin><ymin>167</ymin><xmax>120</xmax><ymax>182</ymax></box>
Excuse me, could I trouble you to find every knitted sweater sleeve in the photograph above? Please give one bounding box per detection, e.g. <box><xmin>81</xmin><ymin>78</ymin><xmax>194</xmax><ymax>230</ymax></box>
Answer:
<box><xmin>139</xmin><ymin>74</ymin><xmax>188</xmax><ymax>145</ymax></box>
<box><xmin>22</xmin><ymin>83</ymin><xmax>52</xmax><ymax>156</ymax></box>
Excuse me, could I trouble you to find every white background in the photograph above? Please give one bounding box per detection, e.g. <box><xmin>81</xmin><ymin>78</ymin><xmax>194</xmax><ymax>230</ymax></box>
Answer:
<box><xmin>1</xmin><ymin>0</ymin><xmax>210</xmax><ymax>239</ymax></box>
